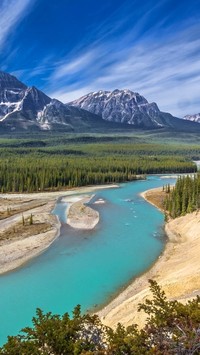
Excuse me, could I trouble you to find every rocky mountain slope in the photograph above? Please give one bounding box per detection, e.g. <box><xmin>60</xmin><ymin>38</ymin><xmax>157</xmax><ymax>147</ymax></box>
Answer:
<box><xmin>0</xmin><ymin>71</ymin><xmax>200</xmax><ymax>132</ymax></box>
<box><xmin>0</xmin><ymin>71</ymin><xmax>107</xmax><ymax>132</ymax></box>
<box><xmin>70</xmin><ymin>89</ymin><xmax>200</xmax><ymax>131</ymax></box>
<box><xmin>70</xmin><ymin>89</ymin><xmax>165</xmax><ymax>128</ymax></box>
<box><xmin>183</xmin><ymin>113</ymin><xmax>200</xmax><ymax>123</ymax></box>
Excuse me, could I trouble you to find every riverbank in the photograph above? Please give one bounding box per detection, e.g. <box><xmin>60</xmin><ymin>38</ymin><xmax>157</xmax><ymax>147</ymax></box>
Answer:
<box><xmin>0</xmin><ymin>184</ymin><xmax>117</xmax><ymax>274</ymax></box>
<box><xmin>0</xmin><ymin>199</ymin><xmax>60</xmax><ymax>274</ymax></box>
<box><xmin>97</xmin><ymin>187</ymin><xmax>200</xmax><ymax>329</ymax></box>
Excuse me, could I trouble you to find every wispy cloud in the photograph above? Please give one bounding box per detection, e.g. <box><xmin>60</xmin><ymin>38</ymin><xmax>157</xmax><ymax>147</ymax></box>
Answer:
<box><xmin>0</xmin><ymin>0</ymin><xmax>35</xmax><ymax>50</ymax></box>
<box><xmin>51</xmin><ymin>51</ymin><xmax>97</xmax><ymax>80</ymax></box>
<box><xmin>6</xmin><ymin>0</ymin><xmax>197</xmax><ymax>117</ymax></box>
<box><xmin>48</xmin><ymin>14</ymin><xmax>200</xmax><ymax>117</ymax></box>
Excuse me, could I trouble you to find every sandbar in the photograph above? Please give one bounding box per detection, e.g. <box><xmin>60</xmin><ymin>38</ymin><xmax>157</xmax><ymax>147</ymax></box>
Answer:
<box><xmin>66</xmin><ymin>195</ymin><xmax>99</xmax><ymax>230</ymax></box>
<box><xmin>0</xmin><ymin>184</ymin><xmax>117</xmax><ymax>274</ymax></box>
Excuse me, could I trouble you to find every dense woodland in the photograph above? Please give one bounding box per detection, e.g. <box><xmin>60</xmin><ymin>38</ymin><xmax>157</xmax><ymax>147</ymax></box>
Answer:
<box><xmin>0</xmin><ymin>281</ymin><xmax>199</xmax><ymax>354</ymax></box>
<box><xmin>0</xmin><ymin>134</ymin><xmax>199</xmax><ymax>193</ymax></box>
<box><xmin>164</xmin><ymin>174</ymin><xmax>200</xmax><ymax>218</ymax></box>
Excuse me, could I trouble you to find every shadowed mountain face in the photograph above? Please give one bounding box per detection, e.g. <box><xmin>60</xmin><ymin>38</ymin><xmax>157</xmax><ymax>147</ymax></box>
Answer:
<box><xmin>0</xmin><ymin>71</ymin><xmax>51</xmax><ymax>126</ymax></box>
<box><xmin>0</xmin><ymin>71</ymin><xmax>27</xmax><ymax>119</ymax></box>
<box><xmin>0</xmin><ymin>71</ymin><xmax>107</xmax><ymax>132</ymax></box>
<box><xmin>0</xmin><ymin>71</ymin><xmax>200</xmax><ymax>133</ymax></box>
<box><xmin>0</xmin><ymin>71</ymin><xmax>26</xmax><ymax>93</ymax></box>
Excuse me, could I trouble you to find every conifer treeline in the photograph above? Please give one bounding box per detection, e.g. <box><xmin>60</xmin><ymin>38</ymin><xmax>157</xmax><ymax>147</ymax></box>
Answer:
<box><xmin>0</xmin><ymin>140</ymin><xmax>198</xmax><ymax>193</ymax></box>
<box><xmin>164</xmin><ymin>174</ymin><xmax>200</xmax><ymax>218</ymax></box>
<box><xmin>0</xmin><ymin>154</ymin><xmax>196</xmax><ymax>193</ymax></box>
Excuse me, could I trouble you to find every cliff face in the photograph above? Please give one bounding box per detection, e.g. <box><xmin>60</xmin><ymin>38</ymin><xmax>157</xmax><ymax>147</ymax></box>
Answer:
<box><xmin>70</xmin><ymin>89</ymin><xmax>175</xmax><ymax>128</ymax></box>
<box><xmin>0</xmin><ymin>71</ymin><xmax>106</xmax><ymax>131</ymax></box>
<box><xmin>0</xmin><ymin>71</ymin><xmax>51</xmax><ymax>124</ymax></box>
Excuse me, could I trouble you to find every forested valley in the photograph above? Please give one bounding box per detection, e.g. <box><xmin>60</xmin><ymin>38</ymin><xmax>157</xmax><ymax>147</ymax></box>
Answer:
<box><xmin>0</xmin><ymin>133</ymin><xmax>199</xmax><ymax>193</ymax></box>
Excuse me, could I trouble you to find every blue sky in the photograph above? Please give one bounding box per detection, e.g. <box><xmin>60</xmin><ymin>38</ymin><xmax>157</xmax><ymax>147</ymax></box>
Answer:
<box><xmin>0</xmin><ymin>0</ymin><xmax>200</xmax><ymax>117</ymax></box>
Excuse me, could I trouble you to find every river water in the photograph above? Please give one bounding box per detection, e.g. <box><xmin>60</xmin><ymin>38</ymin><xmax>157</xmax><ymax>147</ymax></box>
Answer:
<box><xmin>0</xmin><ymin>175</ymin><xmax>176</xmax><ymax>345</ymax></box>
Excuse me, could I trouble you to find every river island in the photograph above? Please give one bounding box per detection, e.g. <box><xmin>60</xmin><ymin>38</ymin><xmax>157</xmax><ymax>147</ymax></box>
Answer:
<box><xmin>0</xmin><ymin>185</ymin><xmax>116</xmax><ymax>274</ymax></box>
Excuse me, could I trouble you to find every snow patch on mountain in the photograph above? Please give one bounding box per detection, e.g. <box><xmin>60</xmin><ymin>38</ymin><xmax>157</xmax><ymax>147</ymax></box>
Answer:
<box><xmin>69</xmin><ymin>89</ymin><xmax>165</xmax><ymax>128</ymax></box>
<box><xmin>0</xmin><ymin>71</ymin><xmax>199</xmax><ymax>132</ymax></box>
<box><xmin>183</xmin><ymin>113</ymin><xmax>200</xmax><ymax>123</ymax></box>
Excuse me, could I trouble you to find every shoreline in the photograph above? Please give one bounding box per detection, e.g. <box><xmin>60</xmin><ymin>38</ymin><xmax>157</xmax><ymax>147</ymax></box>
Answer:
<box><xmin>1</xmin><ymin>181</ymin><xmax>199</xmax><ymax>327</ymax></box>
<box><xmin>0</xmin><ymin>184</ymin><xmax>119</xmax><ymax>200</ymax></box>
<box><xmin>140</xmin><ymin>187</ymin><xmax>165</xmax><ymax>212</ymax></box>
<box><xmin>97</xmin><ymin>187</ymin><xmax>200</xmax><ymax>329</ymax></box>
<box><xmin>0</xmin><ymin>200</ymin><xmax>61</xmax><ymax>275</ymax></box>
<box><xmin>0</xmin><ymin>184</ymin><xmax>118</xmax><ymax>275</ymax></box>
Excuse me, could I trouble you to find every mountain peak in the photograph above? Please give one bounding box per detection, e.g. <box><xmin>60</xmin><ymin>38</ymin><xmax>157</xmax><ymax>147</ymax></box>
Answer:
<box><xmin>69</xmin><ymin>89</ymin><xmax>161</xmax><ymax>127</ymax></box>
<box><xmin>0</xmin><ymin>70</ymin><xmax>27</xmax><ymax>91</ymax></box>
<box><xmin>0</xmin><ymin>70</ymin><xmax>109</xmax><ymax>131</ymax></box>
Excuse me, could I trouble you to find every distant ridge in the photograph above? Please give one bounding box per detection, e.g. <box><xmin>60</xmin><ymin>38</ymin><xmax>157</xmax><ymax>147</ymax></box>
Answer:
<box><xmin>69</xmin><ymin>89</ymin><xmax>200</xmax><ymax>131</ymax></box>
<box><xmin>183</xmin><ymin>113</ymin><xmax>200</xmax><ymax>123</ymax></box>
<box><xmin>0</xmin><ymin>71</ymin><xmax>200</xmax><ymax>132</ymax></box>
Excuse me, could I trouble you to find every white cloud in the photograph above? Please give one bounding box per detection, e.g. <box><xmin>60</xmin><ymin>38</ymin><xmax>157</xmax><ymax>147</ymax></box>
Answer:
<box><xmin>48</xmin><ymin>21</ymin><xmax>200</xmax><ymax>117</ymax></box>
<box><xmin>0</xmin><ymin>0</ymin><xmax>35</xmax><ymax>49</ymax></box>
<box><xmin>51</xmin><ymin>51</ymin><xmax>97</xmax><ymax>80</ymax></box>
<box><xmin>41</xmin><ymin>0</ymin><xmax>200</xmax><ymax>117</ymax></box>
<box><xmin>49</xmin><ymin>86</ymin><xmax>94</xmax><ymax>103</ymax></box>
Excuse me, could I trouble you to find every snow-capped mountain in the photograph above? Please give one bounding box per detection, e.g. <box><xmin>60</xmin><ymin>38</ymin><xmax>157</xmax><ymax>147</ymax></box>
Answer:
<box><xmin>69</xmin><ymin>89</ymin><xmax>173</xmax><ymax>128</ymax></box>
<box><xmin>0</xmin><ymin>71</ymin><xmax>51</xmax><ymax>125</ymax></box>
<box><xmin>0</xmin><ymin>71</ymin><xmax>200</xmax><ymax>132</ymax></box>
<box><xmin>0</xmin><ymin>71</ymin><xmax>104</xmax><ymax>131</ymax></box>
<box><xmin>183</xmin><ymin>113</ymin><xmax>200</xmax><ymax>123</ymax></box>
<box><xmin>0</xmin><ymin>71</ymin><xmax>27</xmax><ymax>120</ymax></box>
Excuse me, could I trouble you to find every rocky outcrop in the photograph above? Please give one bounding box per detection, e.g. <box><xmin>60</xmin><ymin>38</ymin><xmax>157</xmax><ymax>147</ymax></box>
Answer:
<box><xmin>70</xmin><ymin>89</ymin><xmax>173</xmax><ymax>128</ymax></box>
<box><xmin>183</xmin><ymin>113</ymin><xmax>200</xmax><ymax>123</ymax></box>
<box><xmin>0</xmin><ymin>71</ymin><xmax>105</xmax><ymax>131</ymax></box>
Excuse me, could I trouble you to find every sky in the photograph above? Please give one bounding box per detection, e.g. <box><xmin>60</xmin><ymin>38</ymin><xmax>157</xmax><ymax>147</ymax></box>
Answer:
<box><xmin>0</xmin><ymin>0</ymin><xmax>200</xmax><ymax>117</ymax></box>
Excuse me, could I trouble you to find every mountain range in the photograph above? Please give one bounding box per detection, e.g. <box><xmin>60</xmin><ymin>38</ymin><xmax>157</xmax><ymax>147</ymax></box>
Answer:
<box><xmin>0</xmin><ymin>71</ymin><xmax>110</xmax><ymax>132</ymax></box>
<box><xmin>0</xmin><ymin>70</ymin><xmax>199</xmax><ymax>133</ymax></box>
<box><xmin>70</xmin><ymin>90</ymin><xmax>200</xmax><ymax>131</ymax></box>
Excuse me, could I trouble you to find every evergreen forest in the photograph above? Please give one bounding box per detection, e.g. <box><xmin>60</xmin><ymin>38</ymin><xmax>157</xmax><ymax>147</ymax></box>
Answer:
<box><xmin>0</xmin><ymin>133</ymin><xmax>199</xmax><ymax>193</ymax></box>
<box><xmin>164</xmin><ymin>174</ymin><xmax>200</xmax><ymax>218</ymax></box>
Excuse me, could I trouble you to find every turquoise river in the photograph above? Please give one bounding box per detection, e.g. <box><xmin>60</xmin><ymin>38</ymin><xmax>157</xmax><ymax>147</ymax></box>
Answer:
<box><xmin>0</xmin><ymin>175</ymin><xmax>176</xmax><ymax>345</ymax></box>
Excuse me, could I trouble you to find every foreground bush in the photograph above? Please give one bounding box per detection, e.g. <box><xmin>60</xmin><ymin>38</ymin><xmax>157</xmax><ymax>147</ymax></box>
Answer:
<box><xmin>1</xmin><ymin>281</ymin><xmax>199</xmax><ymax>354</ymax></box>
